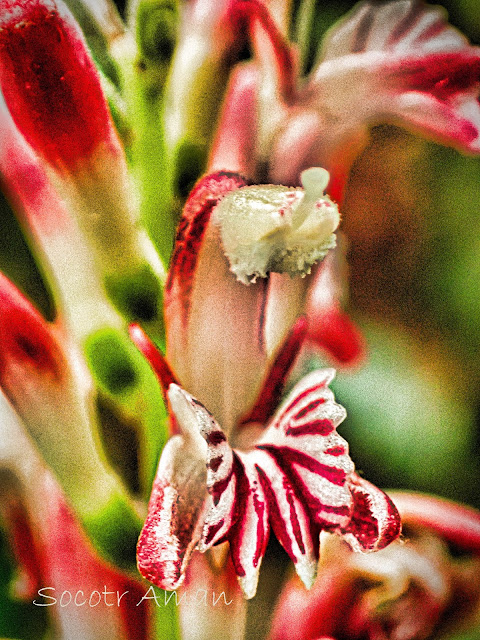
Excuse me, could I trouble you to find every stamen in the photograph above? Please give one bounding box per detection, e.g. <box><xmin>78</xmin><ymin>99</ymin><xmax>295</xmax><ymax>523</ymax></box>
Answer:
<box><xmin>291</xmin><ymin>168</ymin><xmax>331</xmax><ymax>231</ymax></box>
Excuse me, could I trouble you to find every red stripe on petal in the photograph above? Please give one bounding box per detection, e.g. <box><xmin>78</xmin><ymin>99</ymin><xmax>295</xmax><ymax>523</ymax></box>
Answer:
<box><xmin>167</xmin><ymin>201</ymin><xmax>215</xmax><ymax>327</ymax></box>
<box><xmin>386</xmin><ymin>3</ymin><xmax>423</xmax><ymax>46</ymax></box>
<box><xmin>342</xmin><ymin>475</ymin><xmax>401</xmax><ymax>552</ymax></box>
<box><xmin>241</xmin><ymin>316</ymin><xmax>308</xmax><ymax>426</ymax></box>
<box><xmin>211</xmin><ymin>468</ymin><xmax>234</xmax><ymax>506</ymax></box>
<box><xmin>344</xmin><ymin>485</ymin><xmax>379</xmax><ymax>549</ymax></box>
<box><xmin>204</xmin><ymin>519</ymin><xmax>226</xmax><ymax>547</ymax></box>
<box><xmin>262</xmin><ymin>448</ymin><xmax>351</xmax><ymax>523</ymax></box>
<box><xmin>294</xmin><ymin>399</ymin><xmax>326</xmax><ymax>421</ymax></box>
<box><xmin>0</xmin><ymin>0</ymin><xmax>114</xmax><ymax>170</ymax></box>
<box><xmin>286</xmin><ymin>419</ymin><xmax>334</xmax><ymax>437</ymax></box>
<box><xmin>208</xmin><ymin>455</ymin><xmax>224</xmax><ymax>473</ymax></box>
<box><xmin>227</xmin><ymin>456</ymin><xmax>251</xmax><ymax>578</ymax></box>
<box><xmin>415</xmin><ymin>20</ymin><xmax>448</xmax><ymax>44</ymax></box>
<box><xmin>284</xmin><ymin>477</ymin><xmax>306</xmax><ymax>555</ymax></box>
<box><xmin>207</xmin><ymin>431</ymin><xmax>227</xmax><ymax>446</ymax></box>
<box><xmin>259</xmin><ymin>446</ymin><xmax>347</xmax><ymax>487</ymax></box>
<box><xmin>280</xmin><ymin>383</ymin><xmax>327</xmax><ymax>418</ymax></box>
<box><xmin>324</xmin><ymin>446</ymin><xmax>346</xmax><ymax>457</ymax></box>
<box><xmin>256</xmin><ymin>465</ymin><xmax>297</xmax><ymax>561</ymax></box>
<box><xmin>137</xmin><ymin>439</ymin><xmax>207</xmax><ymax>590</ymax></box>
<box><xmin>252</xmin><ymin>487</ymin><xmax>268</xmax><ymax>568</ymax></box>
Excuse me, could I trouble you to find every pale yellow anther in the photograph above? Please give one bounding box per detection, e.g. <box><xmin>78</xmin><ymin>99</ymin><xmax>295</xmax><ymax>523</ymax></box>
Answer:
<box><xmin>301</xmin><ymin>167</ymin><xmax>330</xmax><ymax>197</ymax></box>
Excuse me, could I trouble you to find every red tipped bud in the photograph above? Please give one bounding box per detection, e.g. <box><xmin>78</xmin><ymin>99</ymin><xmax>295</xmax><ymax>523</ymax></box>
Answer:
<box><xmin>0</xmin><ymin>272</ymin><xmax>65</xmax><ymax>391</ymax></box>
<box><xmin>0</xmin><ymin>0</ymin><xmax>115</xmax><ymax>170</ymax></box>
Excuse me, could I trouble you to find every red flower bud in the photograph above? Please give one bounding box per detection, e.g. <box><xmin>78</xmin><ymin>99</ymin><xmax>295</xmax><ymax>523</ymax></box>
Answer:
<box><xmin>0</xmin><ymin>272</ymin><xmax>65</xmax><ymax>389</ymax></box>
<box><xmin>0</xmin><ymin>0</ymin><xmax>115</xmax><ymax>171</ymax></box>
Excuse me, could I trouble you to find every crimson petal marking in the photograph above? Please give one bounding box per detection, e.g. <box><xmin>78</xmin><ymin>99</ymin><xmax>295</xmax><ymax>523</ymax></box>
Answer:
<box><xmin>270</xmin><ymin>369</ymin><xmax>346</xmax><ymax>432</ymax></box>
<box><xmin>222</xmin><ymin>453</ymin><xmax>269</xmax><ymax>599</ymax></box>
<box><xmin>256</xmin><ymin>370</ymin><xmax>355</xmax><ymax>534</ymax></box>
<box><xmin>166</xmin><ymin>385</ymin><xmax>239</xmax><ymax>555</ymax></box>
<box><xmin>192</xmin><ymin>412</ymin><xmax>269</xmax><ymax>598</ymax></box>
<box><xmin>260</xmin><ymin>377</ymin><xmax>402</xmax><ymax>557</ymax></box>
<box><xmin>342</xmin><ymin>474</ymin><xmax>402</xmax><ymax>553</ymax></box>
<box><xmin>240</xmin><ymin>315</ymin><xmax>308</xmax><ymax>426</ymax></box>
<box><xmin>254</xmin><ymin>450</ymin><xmax>321</xmax><ymax>589</ymax></box>
<box><xmin>166</xmin><ymin>171</ymin><xmax>247</xmax><ymax>329</ymax></box>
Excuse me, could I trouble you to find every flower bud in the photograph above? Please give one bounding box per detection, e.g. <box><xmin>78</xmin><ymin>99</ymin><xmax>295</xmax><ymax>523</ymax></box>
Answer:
<box><xmin>0</xmin><ymin>0</ymin><xmax>116</xmax><ymax>171</ymax></box>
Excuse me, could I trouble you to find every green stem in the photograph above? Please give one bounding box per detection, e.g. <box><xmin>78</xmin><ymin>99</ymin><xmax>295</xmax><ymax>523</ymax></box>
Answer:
<box><xmin>153</xmin><ymin>587</ymin><xmax>182</xmax><ymax>640</ymax></box>
<box><xmin>293</xmin><ymin>0</ymin><xmax>316</xmax><ymax>75</ymax></box>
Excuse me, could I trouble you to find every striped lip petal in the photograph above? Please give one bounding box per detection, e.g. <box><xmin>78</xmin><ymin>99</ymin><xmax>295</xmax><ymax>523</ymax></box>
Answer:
<box><xmin>197</xmin><ymin>370</ymin><xmax>400</xmax><ymax>597</ymax></box>
<box><xmin>138</xmin><ymin>375</ymin><xmax>401</xmax><ymax>599</ymax></box>
<box><xmin>308</xmin><ymin>0</ymin><xmax>480</xmax><ymax>154</ymax></box>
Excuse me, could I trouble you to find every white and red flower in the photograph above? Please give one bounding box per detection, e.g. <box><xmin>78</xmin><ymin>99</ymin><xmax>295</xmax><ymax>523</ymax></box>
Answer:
<box><xmin>0</xmin><ymin>390</ymin><xmax>150</xmax><ymax>640</ymax></box>
<box><xmin>133</xmin><ymin>169</ymin><xmax>401</xmax><ymax>599</ymax></box>
<box><xmin>211</xmin><ymin>0</ymin><xmax>480</xmax><ymax>196</ymax></box>
<box><xmin>208</xmin><ymin>0</ymin><xmax>480</xmax><ymax>366</ymax></box>
<box><xmin>269</xmin><ymin>493</ymin><xmax>480</xmax><ymax>640</ymax></box>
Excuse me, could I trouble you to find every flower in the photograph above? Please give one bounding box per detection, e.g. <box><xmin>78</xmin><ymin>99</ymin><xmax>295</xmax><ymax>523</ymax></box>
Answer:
<box><xmin>0</xmin><ymin>0</ymin><xmax>165</xmax><ymax>335</ymax></box>
<box><xmin>133</xmin><ymin>169</ymin><xmax>401</xmax><ymax>599</ymax></box>
<box><xmin>269</xmin><ymin>493</ymin><xmax>480</xmax><ymax>640</ymax></box>
<box><xmin>210</xmin><ymin>0</ymin><xmax>480</xmax><ymax>195</ymax></box>
<box><xmin>205</xmin><ymin>0</ymin><xmax>480</xmax><ymax>366</ymax></box>
<box><xmin>0</xmin><ymin>0</ymin><xmax>479</xmax><ymax>638</ymax></box>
